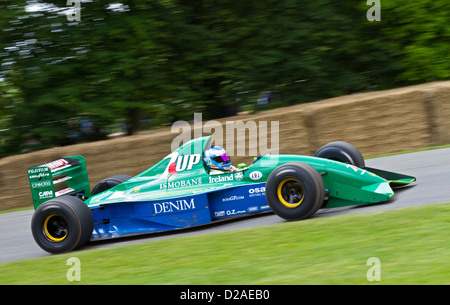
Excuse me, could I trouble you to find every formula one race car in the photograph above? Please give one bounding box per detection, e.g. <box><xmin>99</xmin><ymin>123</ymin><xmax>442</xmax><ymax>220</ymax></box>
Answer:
<box><xmin>27</xmin><ymin>136</ymin><xmax>415</xmax><ymax>253</ymax></box>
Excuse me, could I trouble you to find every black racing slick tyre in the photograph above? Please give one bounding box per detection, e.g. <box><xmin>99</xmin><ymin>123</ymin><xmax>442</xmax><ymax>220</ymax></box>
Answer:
<box><xmin>31</xmin><ymin>195</ymin><xmax>93</xmax><ymax>254</ymax></box>
<box><xmin>91</xmin><ymin>174</ymin><xmax>132</xmax><ymax>196</ymax></box>
<box><xmin>266</xmin><ymin>162</ymin><xmax>325</xmax><ymax>221</ymax></box>
<box><xmin>314</xmin><ymin>141</ymin><xmax>365</xmax><ymax>167</ymax></box>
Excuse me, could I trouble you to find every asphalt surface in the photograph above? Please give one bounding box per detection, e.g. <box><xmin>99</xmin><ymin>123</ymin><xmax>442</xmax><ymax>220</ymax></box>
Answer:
<box><xmin>1</xmin><ymin>148</ymin><xmax>449</xmax><ymax>263</ymax></box>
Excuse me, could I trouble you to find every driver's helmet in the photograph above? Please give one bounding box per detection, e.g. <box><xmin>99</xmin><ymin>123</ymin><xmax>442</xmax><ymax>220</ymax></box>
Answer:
<box><xmin>204</xmin><ymin>146</ymin><xmax>231</xmax><ymax>171</ymax></box>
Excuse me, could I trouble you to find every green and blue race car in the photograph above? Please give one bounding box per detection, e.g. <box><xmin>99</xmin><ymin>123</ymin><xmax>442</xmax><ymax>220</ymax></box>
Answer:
<box><xmin>27</xmin><ymin>136</ymin><xmax>415</xmax><ymax>253</ymax></box>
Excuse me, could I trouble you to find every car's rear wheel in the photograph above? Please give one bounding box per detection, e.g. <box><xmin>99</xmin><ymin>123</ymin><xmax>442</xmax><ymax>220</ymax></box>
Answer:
<box><xmin>31</xmin><ymin>195</ymin><xmax>93</xmax><ymax>253</ymax></box>
<box><xmin>266</xmin><ymin>162</ymin><xmax>325</xmax><ymax>220</ymax></box>
<box><xmin>314</xmin><ymin>141</ymin><xmax>365</xmax><ymax>167</ymax></box>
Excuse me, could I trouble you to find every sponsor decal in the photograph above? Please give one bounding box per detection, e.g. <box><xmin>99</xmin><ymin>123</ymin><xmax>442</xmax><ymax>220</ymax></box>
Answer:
<box><xmin>28</xmin><ymin>167</ymin><xmax>51</xmax><ymax>179</ymax></box>
<box><xmin>46</xmin><ymin>159</ymin><xmax>69</xmax><ymax>170</ymax></box>
<box><xmin>41</xmin><ymin>159</ymin><xmax>70</xmax><ymax>172</ymax></box>
<box><xmin>222</xmin><ymin>195</ymin><xmax>244</xmax><ymax>202</ymax></box>
<box><xmin>215</xmin><ymin>211</ymin><xmax>225</xmax><ymax>217</ymax></box>
<box><xmin>214</xmin><ymin>206</ymin><xmax>263</xmax><ymax>218</ymax></box>
<box><xmin>192</xmin><ymin>185</ymin><xmax>226</xmax><ymax>194</ymax></box>
<box><xmin>31</xmin><ymin>181</ymin><xmax>52</xmax><ymax>188</ymax></box>
<box><xmin>153</xmin><ymin>198</ymin><xmax>196</xmax><ymax>214</ymax></box>
<box><xmin>209</xmin><ymin>175</ymin><xmax>234</xmax><ymax>183</ymax></box>
<box><xmin>160</xmin><ymin>178</ymin><xmax>201</xmax><ymax>190</ymax></box>
<box><xmin>234</xmin><ymin>172</ymin><xmax>244</xmax><ymax>181</ymax></box>
<box><xmin>161</xmin><ymin>152</ymin><xmax>201</xmax><ymax>178</ymax></box>
<box><xmin>28</xmin><ymin>172</ymin><xmax>51</xmax><ymax>179</ymax></box>
<box><xmin>249</xmin><ymin>186</ymin><xmax>265</xmax><ymax>197</ymax></box>
<box><xmin>346</xmin><ymin>164</ymin><xmax>359</xmax><ymax>173</ymax></box>
<box><xmin>247</xmin><ymin>206</ymin><xmax>259</xmax><ymax>212</ymax></box>
<box><xmin>53</xmin><ymin>176</ymin><xmax>71</xmax><ymax>184</ymax></box>
<box><xmin>28</xmin><ymin>167</ymin><xmax>50</xmax><ymax>174</ymax></box>
<box><xmin>345</xmin><ymin>164</ymin><xmax>367</xmax><ymax>175</ymax></box>
<box><xmin>39</xmin><ymin>190</ymin><xmax>54</xmax><ymax>199</ymax></box>
<box><xmin>224</xmin><ymin>209</ymin><xmax>246</xmax><ymax>216</ymax></box>
<box><xmin>55</xmin><ymin>188</ymin><xmax>74</xmax><ymax>197</ymax></box>
<box><xmin>249</xmin><ymin>171</ymin><xmax>262</xmax><ymax>180</ymax></box>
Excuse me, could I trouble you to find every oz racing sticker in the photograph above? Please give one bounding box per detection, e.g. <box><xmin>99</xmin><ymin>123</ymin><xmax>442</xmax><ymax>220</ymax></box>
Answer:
<box><xmin>215</xmin><ymin>209</ymin><xmax>247</xmax><ymax>217</ymax></box>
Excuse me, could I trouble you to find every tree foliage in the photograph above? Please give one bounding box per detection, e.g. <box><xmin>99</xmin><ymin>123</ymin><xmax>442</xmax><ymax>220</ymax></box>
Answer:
<box><xmin>0</xmin><ymin>0</ymin><xmax>448</xmax><ymax>156</ymax></box>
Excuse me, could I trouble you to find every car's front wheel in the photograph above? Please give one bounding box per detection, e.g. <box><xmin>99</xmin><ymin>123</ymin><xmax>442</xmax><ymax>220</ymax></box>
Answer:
<box><xmin>314</xmin><ymin>141</ymin><xmax>365</xmax><ymax>167</ymax></box>
<box><xmin>265</xmin><ymin>162</ymin><xmax>325</xmax><ymax>221</ymax></box>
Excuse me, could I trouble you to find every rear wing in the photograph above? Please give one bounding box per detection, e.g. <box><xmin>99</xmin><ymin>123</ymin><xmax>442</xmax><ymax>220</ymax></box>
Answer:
<box><xmin>27</xmin><ymin>156</ymin><xmax>91</xmax><ymax>209</ymax></box>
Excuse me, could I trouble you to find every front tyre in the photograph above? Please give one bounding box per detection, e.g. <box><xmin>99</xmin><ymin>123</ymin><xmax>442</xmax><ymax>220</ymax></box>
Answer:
<box><xmin>266</xmin><ymin>162</ymin><xmax>325</xmax><ymax>221</ymax></box>
<box><xmin>314</xmin><ymin>141</ymin><xmax>365</xmax><ymax>167</ymax></box>
<box><xmin>31</xmin><ymin>195</ymin><xmax>93</xmax><ymax>254</ymax></box>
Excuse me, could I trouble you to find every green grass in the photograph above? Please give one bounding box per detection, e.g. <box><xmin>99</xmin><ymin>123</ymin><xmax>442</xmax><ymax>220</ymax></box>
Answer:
<box><xmin>1</xmin><ymin>202</ymin><xmax>449</xmax><ymax>285</ymax></box>
<box><xmin>0</xmin><ymin>206</ymin><xmax>33</xmax><ymax>214</ymax></box>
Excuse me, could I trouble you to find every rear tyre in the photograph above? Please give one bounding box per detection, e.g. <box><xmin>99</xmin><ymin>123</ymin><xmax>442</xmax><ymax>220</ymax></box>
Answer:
<box><xmin>91</xmin><ymin>174</ymin><xmax>132</xmax><ymax>195</ymax></box>
<box><xmin>314</xmin><ymin>141</ymin><xmax>365</xmax><ymax>167</ymax></box>
<box><xmin>31</xmin><ymin>195</ymin><xmax>93</xmax><ymax>254</ymax></box>
<box><xmin>266</xmin><ymin>162</ymin><xmax>325</xmax><ymax>221</ymax></box>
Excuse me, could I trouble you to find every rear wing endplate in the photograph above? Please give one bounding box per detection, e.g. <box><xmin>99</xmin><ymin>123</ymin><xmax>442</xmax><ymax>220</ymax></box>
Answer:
<box><xmin>27</xmin><ymin>156</ymin><xmax>91</xmax><ymax>209</ymax></box>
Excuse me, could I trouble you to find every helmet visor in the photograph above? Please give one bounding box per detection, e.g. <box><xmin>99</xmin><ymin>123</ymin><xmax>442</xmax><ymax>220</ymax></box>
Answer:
<box><xmin>212</xmin><ymin>153</ymin><xmax>230</xmax><ymax>163</ymax></box>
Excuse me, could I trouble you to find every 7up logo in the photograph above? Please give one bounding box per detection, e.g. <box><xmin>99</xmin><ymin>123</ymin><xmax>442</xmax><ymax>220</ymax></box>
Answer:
<box><xmin>161</xmin><ymin>152</ymin><xmax>202</xmax><ymax>178</ymax></box>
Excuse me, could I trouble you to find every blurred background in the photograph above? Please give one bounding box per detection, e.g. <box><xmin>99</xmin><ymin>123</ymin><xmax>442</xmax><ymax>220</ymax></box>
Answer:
<box><xmin>0</xmin><ymin>0</ymin><xmax>449</xmax><ymax>157</ymax></box>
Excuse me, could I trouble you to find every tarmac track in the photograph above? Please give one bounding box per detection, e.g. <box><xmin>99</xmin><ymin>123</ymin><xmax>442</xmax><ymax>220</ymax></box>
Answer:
<box><xmin>1</xmin><ymin>148</ymin><xmax>449</xmax><ymax>263</ymax></box>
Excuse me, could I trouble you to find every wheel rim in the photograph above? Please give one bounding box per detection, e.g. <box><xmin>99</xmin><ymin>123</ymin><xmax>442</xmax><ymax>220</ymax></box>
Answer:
<box><xmin>277</xmin><ymin>178</ymin><xmax>304</xmax><ymax>208</ymax></box>
<box><xmin>43</xmin><ymin>214</ymin><xmax>68</xmax><ymax>242</ymax></box>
